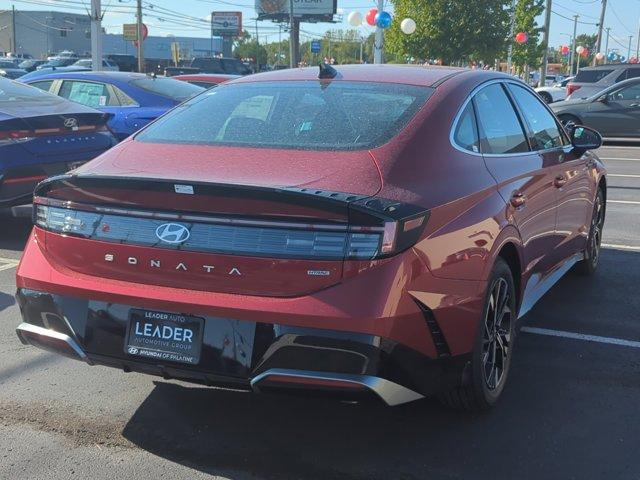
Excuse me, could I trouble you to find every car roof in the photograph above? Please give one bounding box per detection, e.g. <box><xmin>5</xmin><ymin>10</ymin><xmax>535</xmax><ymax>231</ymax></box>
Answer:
<box><xmin>174</xmin><ymin>73</ymin><xmax>240</xmax><ymax>82</ymax></box>
<box><xmin>579</xmin><ymin>63</ymin><xmax>640</xmax><ymax>71</ymax></box>
<box><xmin>230</xmin><ymin>64</ymin><xmax>472</xmax><ymax>87</ymax></box>
<box><xmin>22</xmin><ymin>71</ymin><xmax>148</xmax><ymax>83</ymax></box>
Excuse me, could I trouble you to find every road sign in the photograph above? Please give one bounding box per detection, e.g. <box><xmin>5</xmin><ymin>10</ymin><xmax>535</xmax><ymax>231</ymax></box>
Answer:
<box><xmin>123</xmin><ymin>23</ymin><xmax>148</xmax><ymax>43</ymax></box>
<box><xmin>211</xmin><ymin>11</ymin><xmax>242</xmax><ymax>37</ymax></box>
<box><xmin>311</xmin><ymin>40</ymin><xmax>321</xmax><ymax>54</ymax></box>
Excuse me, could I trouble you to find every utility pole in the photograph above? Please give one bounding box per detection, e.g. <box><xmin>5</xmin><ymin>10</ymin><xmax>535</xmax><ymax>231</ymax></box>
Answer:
<box><xmin>539</xmin><ymin>0</ymin><xmax>552</xmax><ymax>86</ymax></box>
<box><xmin>254</xmin><ymin>18</ymin><xmax>259</xmax><ymax>71</ymax></box>
<box><xmin>506</xmin><ymin>0</ymin><xmax>517</xmax><ymax>74</ymax></box>
<box><xmin>593</xmin><ymin>0</ymin><xmax>607</xmax><ymax>65</ymax></box>
<box><xmin>628</xmin><ymin>35</ymin><xmax>633</xmax><ymax>60</ymax></box>
<box><xmin>373</xmin><ymin>0</ymin><xmax>384</xmax><ymax>63</ymax></box>
<box><xmin>570</xmin><ymin>15</ymin><xmax>578</xmax><ymax>75</ymax></box>
<box><xmin>136</xmin><ymin>0</ymin><xmax>144</xmax><ymax>73</ymax></box>
<box><xmin>636</xmin><ymin>20</ymin><xmax>640</xmax><ymax>59</ymax></box>
<box><xmin>10</xmin><ymin>5</ymin><xmax>16</xmax><ymax>53</ymax></box>
<box><xmin>604</xmin><ymin>27</ymin><xmax>610</xmax><ymax>63</ymax></box>
<box><xmin>90</xmin><ymin>0</ymin><xmax>102</xmax><ymax>71</ymax></box>
<box><xmin>288</xmin><ymin>0</ymin><xmax>295</xmax><ymax>67</ymax></box>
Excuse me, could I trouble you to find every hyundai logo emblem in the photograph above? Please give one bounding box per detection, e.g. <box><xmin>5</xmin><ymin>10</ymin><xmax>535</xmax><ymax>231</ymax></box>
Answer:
<box><xmin>63</xmin><ymin>117</ymin><xmax>78</xmax><ymax>129</ymax></box>
<box><xmin>155</xmin><ymin>223</ymin><xmax>190</xmax><ymax>244</ymax></box>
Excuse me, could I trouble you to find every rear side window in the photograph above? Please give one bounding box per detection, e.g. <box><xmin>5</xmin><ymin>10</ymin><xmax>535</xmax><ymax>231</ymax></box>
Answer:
<box><xmin>29</xmin><ymin>80</ymin><xmax>54</xmax><ymax>92</ymax></box>
<box><xmin>59</xmin><ymin>80</ymin><xmax>113</xmax><ymax>108</ymax></box>
<box><xmin>129</xmin><ymin>77</ymin><xmax>204</xmax><ymax>101</ymax></box>
<box><xmin>574</xmin><ymin>69</ymin><xmax>613</xmax><ymax>83</ymax></box>
<box><xmin>473</xmin><ymin>84</ymin><xmax>529</xmax><ymax>155</ymax></box>
<box><xmin>453</xmin><ymin>102</ymin><xmax>480</xmax><ymax>153</ymax></box>
<box><xmin>617</xmin><ymin>68</ymin><xmax>640</xmax><ymax>81</ymax></box>
<box><xmin>137</xmin><ymin>81</ymin><xmax>433</xmax><ymax>151</ymax></box>
<box><xmin>0</xmin><ymin>78</ymin><xmax>63</xmax><ymax>104</ymax></box>
<box><xmin>507</xmin><ymin>84</ymin><xmax>565</xmax><ymax>150</ymax></box>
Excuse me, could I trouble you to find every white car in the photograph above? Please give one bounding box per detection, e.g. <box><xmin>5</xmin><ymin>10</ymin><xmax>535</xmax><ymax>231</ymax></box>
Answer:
<box><xmin>71</xmin><ymin>59</ymin><xmax>119</xmax><ymax>71</ymax></box>
<box><xmin>535</xmin><ymin>76</ymin><xmax>574</xmax><ymax>104</ymax></box>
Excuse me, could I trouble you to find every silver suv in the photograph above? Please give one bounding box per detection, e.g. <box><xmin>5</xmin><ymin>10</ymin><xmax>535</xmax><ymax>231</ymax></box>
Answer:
<box><xmin>567</xmin><ymin>64</ymin><xmax>640</xmax><ymax>100</ymax></box>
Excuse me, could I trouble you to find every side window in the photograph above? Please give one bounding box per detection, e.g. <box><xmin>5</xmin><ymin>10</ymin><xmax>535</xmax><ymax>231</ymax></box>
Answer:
<box><xmin>112</xmin><ymin>86</ymin><xmax>137</xmax><ymax>106</ymax></box>
<box><xmin>453</xmin><ymin>102</ymin><xmax>480</xmax><ymax>153</ymax></box>
<box><xmin>473</xmin><ymin>84</ymin><xmax>529</xmax><ymax>155</ymax></box>
<box><xmin>608</xmin><ymin>84</ymin><xmax>640</xmax><ymax>101</ymax></box>
<box><xmin>626</xmin><ymin>69</ymin><xmax>640</xmax><ymax>80</ymax></box>
<box><xmin>58</xmin><ymin>81</ymin><xmax>112</xmax><ymax>108</ymax></box>
<box><xmin>29</xmin><ymin>80</ymin><xmax>54</xmax><ymax>92</ymax></box>
<box><xmin>507</xmin><ymin>84</ymin><xmax>565</xmax><ymax>150</ymax></box>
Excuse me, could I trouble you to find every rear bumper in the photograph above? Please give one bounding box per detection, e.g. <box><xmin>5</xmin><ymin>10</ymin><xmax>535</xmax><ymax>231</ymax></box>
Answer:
<box><xmin>16</xmin><ymin>288</ymin><xmax>471</xmax><ymax>405</ymax></box>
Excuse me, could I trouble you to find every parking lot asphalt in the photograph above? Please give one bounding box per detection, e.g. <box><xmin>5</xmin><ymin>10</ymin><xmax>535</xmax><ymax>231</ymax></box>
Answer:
<box><xmin>1</xmin><ymin>145</ymin><xmax>639</xmax><ymax>480</ymax></box>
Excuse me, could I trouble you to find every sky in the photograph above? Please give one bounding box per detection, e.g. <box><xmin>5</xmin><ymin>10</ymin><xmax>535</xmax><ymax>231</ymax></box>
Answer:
<box><xmin>1</xmin><ymin>0</ymin><xmax>639</xmax><ymax>57</ymax></box>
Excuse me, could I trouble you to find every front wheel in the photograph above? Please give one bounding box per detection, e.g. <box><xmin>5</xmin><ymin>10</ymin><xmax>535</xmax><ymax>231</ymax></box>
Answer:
<box><xmin>538</xmin><ymin>91</ymin><xmax>553</xmax><ymax>104</ymax></box>
<box><xmin>438</xmin><ymin>258</ymin><xmax>516</xmax><ymax>411</ymax></box>
<box><xmin>575</xmin><ymin>188</ymin><xmax>605</xmax><ymax>276</ymax></box>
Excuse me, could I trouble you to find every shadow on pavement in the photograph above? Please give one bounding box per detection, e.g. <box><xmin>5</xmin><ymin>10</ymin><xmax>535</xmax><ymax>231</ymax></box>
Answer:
<box><xmin>1</xmin><ymin>213</ymin><xmax>32</xmax><ymax>252</ymax></box>
<box><xmin>0</xmin><ymin>291</ymin><xmax>15</xmax><ymax>313</ymax></box>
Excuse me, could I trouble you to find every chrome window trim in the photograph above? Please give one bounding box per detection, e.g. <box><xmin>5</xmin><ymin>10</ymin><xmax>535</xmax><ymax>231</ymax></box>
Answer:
<box><xmin>449</xmin><ymin>78</ymin><xmax>571</xmax><ymax>158</ymax></box>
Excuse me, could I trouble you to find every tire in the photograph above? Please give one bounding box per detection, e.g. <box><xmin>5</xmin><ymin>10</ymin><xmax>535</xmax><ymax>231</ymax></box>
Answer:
<box><xmin>538</xmin><ymin>91</ymin><xmax>553</xmax><ymax>104</ymax></box>
<box><xmin>438</xmin><ymin>258</ymin><xmax>517</xmax><ymax>411</ymax></box>
<box><xmin>574</xmin><ymin>188</ymin><xmax>605</xmax><ymax>276</ymax></box>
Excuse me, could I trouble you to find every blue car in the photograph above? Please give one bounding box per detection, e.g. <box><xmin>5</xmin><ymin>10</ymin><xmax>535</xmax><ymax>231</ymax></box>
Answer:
<box><xmin>18</xmin><ymin>66</ymin><xmax>91</xmax><ymax>82</ymax></box>
<box><xmin>0</xmin><ymin>77</ymin><xmax>116</xmax><ymax>207</ymax></box>
<box><xmin>23</xmin><ymin>71</ymin><xmax>204</xmax><ymax>141</ymax></box>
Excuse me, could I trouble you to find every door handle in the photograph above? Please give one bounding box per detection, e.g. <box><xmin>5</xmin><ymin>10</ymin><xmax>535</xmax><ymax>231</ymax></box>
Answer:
<box><xmin>554</xmin><ymin>174</ymin><xmax>567</xmax><ymax>188</ymax></box>
<box><xmin>510</xmin><ymin>192</ymin><xmax>526</xmax><ymax>208</ymax></box>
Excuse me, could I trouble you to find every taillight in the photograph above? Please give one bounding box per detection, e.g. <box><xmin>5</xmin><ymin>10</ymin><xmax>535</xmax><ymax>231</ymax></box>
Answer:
<box><xmin>567</xmin><ymin>83</ymin><xmax>581</xmax><ymax>96</ymax></box>
<box><xmin>0</xmin><ymin>130</ymin><xmax>35</xmax><ymax>146</ymax></box>
<box><xmin>0</xmin><ymin>124</ymin><xmax>106</xmax><ymax>146</ymax></box>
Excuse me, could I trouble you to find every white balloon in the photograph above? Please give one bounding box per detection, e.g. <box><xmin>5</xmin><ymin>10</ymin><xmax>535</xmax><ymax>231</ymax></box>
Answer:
<box><xmin>576</xmin><ymin>45</ymin><xmax>585</xmax><ymax>54</ymax></box>
<box><xmin>595</xmin><ymin>52</ymin><xmax>604</xmax><ymax>60</ymax></box>
<box><xmin>400</xmin><ymin>18</ymin><xmax>416</xmax><ymax>35</ymax></box>
<box><xmin>348</xmin><ymin>11</ymin><xmax>363</xmax><ymax>27</ymax></box>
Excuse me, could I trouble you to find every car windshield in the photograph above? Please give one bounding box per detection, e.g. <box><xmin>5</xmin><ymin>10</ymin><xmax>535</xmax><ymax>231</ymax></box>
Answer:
<box><xmin>0</xmin><ymin>78</ymin><xmax>63</xmax><ymax>104</ymax></box>
<box><xmin>137</xmin><ymin>81</ymin><xmax>433</xmax><ymax>150</ymax></box>
<box><xmin>129</xmin><ymin>76</ymin><xmax>204</xmax><ymax>101</ymax></box>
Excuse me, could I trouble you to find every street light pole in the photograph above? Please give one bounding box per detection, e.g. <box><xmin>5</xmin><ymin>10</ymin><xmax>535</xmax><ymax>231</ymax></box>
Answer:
<box><xmin>539</xmin><ymin>0</ymin><xmax>552</xmax><ymax>86</ymax></box>
<box><xmin>628</xmin><ymin>35</ymin><xmax>633</xmax><ymax>60</ymax></box>
<box><xmin>90</xmin><ymin>0</ymin><xmax>102</xmax><ymax>71</ymax></box>
<box><xmin>605</xmin><ymin>27</ymin><xmax>610</xmax><ymax>63</ymax></box>
<box><xmin>136</xmin><ymin>0</ymin><xmax>144</xmax><ymax>73</ymax></box>
<box><xmin>506</xmin><ymin>0</ymin><xmax>517</xmax><ymax>74</ymax></box>
<box><xmin>593</xmin><ymin>0</ymin><xmax>607</xmax><ymax>65</ymax></box>
<box><xmin>373</xmin><ymin>0</ymin><xmax>384</xmax><ymax>63</ymax></box>
<box><xmin>570</xmin><ymin>15</ymin><xmax>578</xmax><ymax>75</ymax></box>
<box><xmin>288</xmin><ymin>0</ymin><xmax>295</xmax><ymax>67</ymax></box>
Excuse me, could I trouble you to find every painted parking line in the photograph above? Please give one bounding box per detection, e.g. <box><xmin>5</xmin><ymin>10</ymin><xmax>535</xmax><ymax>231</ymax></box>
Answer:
<box><xmin>607</xmin><ymin>200</ymin><xmax>640</xmax><ymax>205</ymax></box>
<box><xmin>522</xmin><ymin>327</ymin><xmax>640</xmax><ymax>349</ymax></box>
<box><xmin>600</xmin><ymin>157</ymin><xmax>640</xmax><ymax>162</ymax></box>
<box><xmin>0</xmin><ymin>257</ymin><xmax>19</xmax><ymax>272</ymax></box>
<box><xmin>607</xmin><ymin>174</ymin><xmax>640</xmax><ymax>178</ymax></box>
<box><xmin>602</xmin><ymin>243</ymin><xmax>640</xmax><ymax>251</ymax></box>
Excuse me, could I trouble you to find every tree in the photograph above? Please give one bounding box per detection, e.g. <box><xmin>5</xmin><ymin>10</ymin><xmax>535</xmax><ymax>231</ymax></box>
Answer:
<box><xmin>574</xmin><ymin>33</ymin><xmax>597</xmax><ymax>68</ymax></box>
<box><xmin>233</xmin><ymin>30</ymin><xmax>268</xmax><ymax>66</ymax></box>
<box><xmin>510</xmin><ymin>0</ymin><xmax>545</xmax><ymax>72</ymax></box>
<box><xmin>385</xmin><ymin>0</ymin><xmax>511</xmax><ymax>64</ymax></box>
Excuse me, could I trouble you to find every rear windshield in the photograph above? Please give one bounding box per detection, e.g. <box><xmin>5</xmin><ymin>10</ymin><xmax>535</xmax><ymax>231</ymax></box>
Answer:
<box><xmin>0</xmin><ymin>78</ymin><xmax>63</xmax><ymax>104</ymax></box>
<box><xmin>574</xmin><ymin>69</ymin><xmax>613</xmax><ymax>83</ymax></box>
<box><xmin>136</xmin><ymin>81</ymin><xmax>432</xmax><ymax>151</ymax></box>
<box><xmin>129</xmin><ymin>77</ymin><xmax>204</xmax><ymax>101</ymax></box>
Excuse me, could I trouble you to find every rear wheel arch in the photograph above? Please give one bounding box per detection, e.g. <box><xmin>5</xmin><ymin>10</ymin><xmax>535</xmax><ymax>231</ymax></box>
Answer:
<box><xmin>497</xmin><ymin>242</ymin><xmax>522</xmax><ymax>311</ymax></box>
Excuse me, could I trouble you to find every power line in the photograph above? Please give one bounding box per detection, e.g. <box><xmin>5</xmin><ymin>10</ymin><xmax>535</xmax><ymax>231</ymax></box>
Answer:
<box><xmin>551</xmin><ymin>9</ymin><xmax>600</xmax><ymax>25</ymax></box>
<box><xmin>608</xmin><ymin>0</ymin><xmax>636</xmax><ymax>35</ymax></box>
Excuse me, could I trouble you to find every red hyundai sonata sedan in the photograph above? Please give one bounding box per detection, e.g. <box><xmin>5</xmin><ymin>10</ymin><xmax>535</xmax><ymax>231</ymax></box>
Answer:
<box><xmin>15</xmin><ymin>65</ymin><xmax>606</xmax><ymax>410</ymax></box>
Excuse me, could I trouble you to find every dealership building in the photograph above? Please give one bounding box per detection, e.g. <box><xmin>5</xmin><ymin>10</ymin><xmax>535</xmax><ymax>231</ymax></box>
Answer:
<box><xmin>0</xmin><ymin>9</ymin><xmax>222</xmax><ymax>59</ymax></box>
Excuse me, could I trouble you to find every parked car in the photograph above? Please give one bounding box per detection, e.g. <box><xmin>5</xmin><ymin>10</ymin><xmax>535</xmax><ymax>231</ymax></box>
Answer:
<box><xmin>566</xmin><ymin>64</ymin><xmax>640</xmax><ymax>99</ymax></box>
<box><xmin>104</xmin><ymin>54</ymin><xmax>137</xmax><ymax>72</ymax></box>
<box><xmin>551</xmin><ymin>77</ymin><xmax>640</xmax><ymax>139</ymax></box>
<box><xmin>535</xmin><ymin>76</ymin><xmax>574</xmax><ymax>103</ymax></box>
<box><xmin>18</xmin><ymin>59</ymin><xmax>47</xmax><ymax>73</ymax></box>
<box><xmin>24</xmin><ymin>71</ymin><xmax>204</xmax><ymax>141</ymax></box>
<box><xmin>48</xmin><ymin>50</ymin><xmax>78</xmax><ymax>61</ymax></box>
<box><xmin>0</xmin><ymin>77</ymin><xmax>116</xmax><ymax>207</ymax></box>
<box><xmin>18</xmin><ymin>66</ymin><xmax>91</xmax><ymax>82</ymax></box>
<box><xmin>187</xmin><ymin>57</ymin><xmax>252</xmax><ymax>75</ymax></box>
<box><xmin>14</xmin><ymin>65</ymin><xmax>606</xmax><ymax>411</ymax></box>
<box><xmin>71</xmin><ymin>58</ymin><xmax>119</xmax><ymax>71</ymax></box>
<box><xmin>0</xmin><ymin>60</ymin><xmax>26</xmax><ymax>79</ymax></box>
<box><xmin>172</xmin><ymin>73</ymin><xmax>240</xmax><ymax>88</ymax></box>
<box><xmin>37</xmin><ymin>58</ymin><xmax>78</xmax><ymax>70</ymax></box>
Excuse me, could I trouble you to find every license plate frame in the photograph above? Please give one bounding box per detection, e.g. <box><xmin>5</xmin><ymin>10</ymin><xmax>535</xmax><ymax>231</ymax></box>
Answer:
<box><xmin>125</xmin><ymin>309</ymin><xmax>204</xmax><ymax>365</ymax></box>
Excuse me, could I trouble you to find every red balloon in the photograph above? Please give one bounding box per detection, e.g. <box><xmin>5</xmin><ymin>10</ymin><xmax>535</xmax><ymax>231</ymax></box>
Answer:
<box><xmin>515</xmin><ymin>32</ymin><xmax>528</xmax><ymax>44</ymax></box>
<box><xmin>560</xmin><ymin>45</ymin><xmax>570</xmax><ymax>55</ymax></box>
<box><xmin>365</xmin><ymin>8</ymin><xmax>378</xmax><ymax>26</ymax></box>
<box><xmin>580</xmin><ymin>48</ymin><xmax>589</xmax><ymax>58</ymax></box>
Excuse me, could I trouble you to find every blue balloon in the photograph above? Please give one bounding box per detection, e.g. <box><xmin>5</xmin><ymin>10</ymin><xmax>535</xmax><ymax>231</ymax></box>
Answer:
<box><xmin>620</xmin><ymin>56</ymin><xmax>626</xmax><ymax>62</ymax></box>
<box><xmin>375</xmin><ymin>11</ymin><xmax>392</xmax><ymax>29</ymax></box>
<box><xmin>608</xmin><ymin>52</ymin><xmax>616</xmax><ymax>60</ymax></box>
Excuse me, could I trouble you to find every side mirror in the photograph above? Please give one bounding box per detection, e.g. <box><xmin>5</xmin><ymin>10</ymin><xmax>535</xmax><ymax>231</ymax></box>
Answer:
<box><xmin>570</xmin><ymin>125</ymin><xmax>602</xmax><ymax>152</ymax></box>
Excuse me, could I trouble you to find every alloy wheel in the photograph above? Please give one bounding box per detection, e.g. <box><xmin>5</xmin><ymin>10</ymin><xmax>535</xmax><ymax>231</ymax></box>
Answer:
<box><xmin>482</xmin><ymin>278</ymin><xmax>512</xmax><ymax>391</ymax></box>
